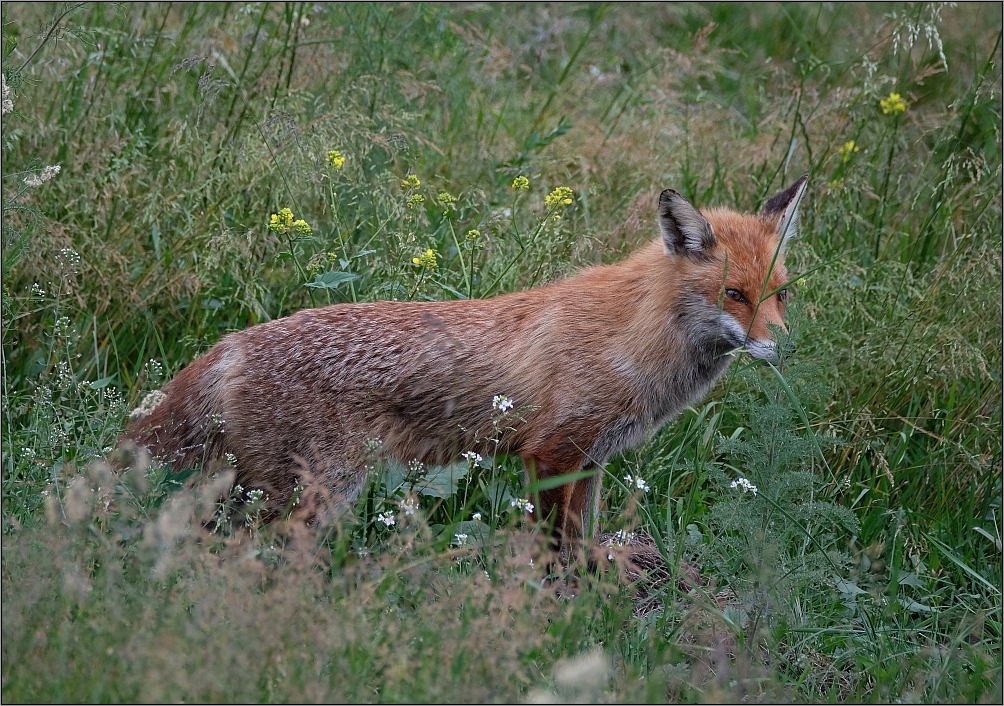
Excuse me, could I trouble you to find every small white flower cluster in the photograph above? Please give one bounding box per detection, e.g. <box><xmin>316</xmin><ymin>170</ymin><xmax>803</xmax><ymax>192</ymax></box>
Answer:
<box><xmin>510</xmin><ymin>497</ymin><xmax>534</xmax><ymax>514</ymax></box>
<box><xmin>59</xmin><ymin>248</ymin><xmax>81</xmax><ymax>268</ymax></box>
<box><xmin>472</xmin><ymin>512</ymin><xmax>482</xmax><ymax>521</ymax></box>
<box><xmin>376</xmin><ymin>511</ymin><xmax>395</xmax><ymax>527</ymax></box>
<box><xmin>224</xmin><ymin>453</ymin><xmax>237</xmax><ymax>467</ymax></box>
<box><xmin>461</xmin><ymin>451</ymin><xmax>484</xmax><ymax>467</ymax></box>
<box><xmin>30</xmin><ymin>283</ymin><xmax>45</xmax><ymax>297</ymax></box>
<box><xmin>54</xmin><ymin>315</ymin><xmax>72</xmax><ymax>338</ymax></box>
<box><xmin>407</xmin><ymin>459</ymin><xmax>425</xmax><ymax>475</ymax></box>
<box><xmin>2</xmin><ymin>73</ymin><xmax>12</xmax><ymax>115</ymax></box>
<box><xmin>492</xmin><ymin>394</ymin><xmax>513</xmax><ymax>413</ymax></box>
<box><xmin>730</xmin><ymin>477</ymin><xmax>758</xmax><ymax>496</ymax></box>
<box><xmin>453</xmin><ymin>532</ymin><xmax>469</xmax><ymax>546</ymax></box>
<box><xmin>145</xmin><ymin>358</ymin><xmax>164</xmax><ymax>383</ymax></box>
<box><xmin>365</xmin><ymin>437</ymin><xmax>383</xmax><ymax>452</ymax></box>
<box><xmin>24</xmin><ymin>165</ymin><xmax>61</xmax><ymax>188</ymax></box>
<box><xmin>246</xmin><ymin>488</ymin><xmax>265</xmax><ymax>503</ymax></box>
<box><xmin>623</xmin><ymin>474</ymin><xmax>651</xmax><ymax>493</ymax></box>
<box><xmin>400</xmin><ymin>496</ymin><xmax>418</xmax><ymax>516</ymax></box>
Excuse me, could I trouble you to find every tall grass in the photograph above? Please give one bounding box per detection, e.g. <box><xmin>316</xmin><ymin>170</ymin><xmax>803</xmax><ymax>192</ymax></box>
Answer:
<box><xmin>2</xmin><ymin>3</ymin><xmax>1001</xmax><ymax>702</ymax></box>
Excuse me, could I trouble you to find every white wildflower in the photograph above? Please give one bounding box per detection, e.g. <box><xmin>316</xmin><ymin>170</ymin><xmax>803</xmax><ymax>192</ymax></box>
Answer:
<box><xmin>730</xmin><ymin>477</ymin><xmax>758</xmax><ymax>496</ymax></box>
<box><xmin>492</xmin><ymin>394</ymin><xmax>514</xmax><ymax>413</ymax></box>
<box><xmin>453</xmin><ymin>532</ymin><xmax>469</xmax><ymax>546</ymax></box>
<box><xmin>623</xmin><ymin>474</ymin><xmax>650</xmax><ymax>493</ymax></box>
<box><xmin>246</xmin><ymin>489</ymin><xmax>265</xmax><ymax>503</ymax></box>
<box><xmin>224</xmin><ymin>453</ymin><xmax>237</xmax><ymax>467</ymax></box>
<box><xmin>377</xmin><ymin>511</ymin><xmax>396</xmax><ymax>527</ymax></box>
<box><xmin>400</xmin><ymin>496</ymin><xmax>418</xmax><ymax>516</ymax></box>
<box><xmin>510</xmin><ymin>497</ymin><xmax>534</xmax><ymax>514</ymax></box>
<box><xmin>462</xmin><ymin>451</ymin><xmax>484</xmax><ymax>467</ymax></box>
<box><xmin>472</xmin><ymin>512</ymin><xmax>482</xmax><ymax>522</ymax></box>
<box><xmin>144</xmin><ymin>358</ymin><xmax>164</xmax><ymax>383</ymax></box>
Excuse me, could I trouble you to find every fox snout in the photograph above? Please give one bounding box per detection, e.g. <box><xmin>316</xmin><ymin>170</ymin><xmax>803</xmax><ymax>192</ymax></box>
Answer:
<box><xmin>743</xmin><ymin>322</ymin><xmax>796</xmax><ymax>363</ymax></box>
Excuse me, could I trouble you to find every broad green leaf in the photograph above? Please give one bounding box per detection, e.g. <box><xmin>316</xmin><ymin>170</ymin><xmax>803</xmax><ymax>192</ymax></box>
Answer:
<box><xmin>305</xmin><ymin>271</ymin><xmax>358</xmax><ymax>289</ymax></box>
<box><xmin>88</xmin><ymin>375</ymin><xmax>117</xmax><ymax>389</ymax></box>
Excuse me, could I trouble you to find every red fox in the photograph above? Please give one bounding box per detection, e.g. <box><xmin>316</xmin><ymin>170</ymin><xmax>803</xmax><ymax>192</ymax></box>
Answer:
<box><xmin>126</xmin><ymin>176</ymin><xmax>807</xmax><ymax>543</ymax></box>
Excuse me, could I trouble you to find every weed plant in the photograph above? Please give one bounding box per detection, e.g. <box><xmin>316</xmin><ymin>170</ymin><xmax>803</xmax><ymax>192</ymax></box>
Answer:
<box><xmin>2</xmin><ymin>3</ymin><xmax>1001</xmax><ymax>702</ymax></box>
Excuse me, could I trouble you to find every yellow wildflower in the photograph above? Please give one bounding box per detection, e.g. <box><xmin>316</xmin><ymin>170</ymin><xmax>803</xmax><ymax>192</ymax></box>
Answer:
<box><xmin>796</xmin><ymin>277</ymin><xmax>807</xmax><ymax>287</ymax></box>
<box><xmin>268</xmin><ymin>208</ymin><xmax>295</xmax><ymax>233</ymax></box>
<box><xmin>544</xmin><ymin>186</ymin><xmax>573</xmax><ymax>209</ymax></box>
<box><xmin>407</xmin><ymin>194</ymin><xmax>425</xmax><ymax>210</ymax></box>
<box><xmin>880</xmin><ymin>92</ymin><xmax>907</xmax><ymax>115</ymax></box>
<box><xmin>828</xmin><ymin>179</ymin><xmax>845</xmax><ymax>191</ymax></box>
<box><xmin>412</xmin><ymin>248</ymin><xmax>438</xmax><ymax>271</ymax></box>
<box><xmin>512</xmin><ymin>175</ymin><xmax>529</xmax><ymax>191</ymax></box>
<box><xmin>465</xmin><ymin>229</ymin><xmax>481</xmax><ymax>242</ymax></box>
<box><xmin>268</xmin><ymin>208</ymin><xmax>312</xmax><ymax>237</ymax></box>
<box><xmin>327</xmin><ymin>150</ymin><xmax>346</xmax><ymax>170</ymax></box>
<box><xmin>437</xmin><ymin>191</ymin><xmax>456</xmax><ymax>207</ymax></box>
<box><xmin>838</xmin><ymin>140</ymin><xmax>860</xmax><ymax>163</ymax></box>
<box><xmin>401</xmin><ymin>174</ymin><xmax>421</xmax><ymax>190</ymax></box>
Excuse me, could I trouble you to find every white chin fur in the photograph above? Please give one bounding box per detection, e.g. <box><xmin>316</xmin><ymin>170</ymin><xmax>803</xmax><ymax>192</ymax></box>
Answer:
<box><xmin>719</xmin><ymin>312</ymin><xmax>778</xmax><ymax>361</ymax></box>
<box><xmin>745</xmin><ymin>339</ymin><xmax>778</xmax><ymax>361</ymax></box>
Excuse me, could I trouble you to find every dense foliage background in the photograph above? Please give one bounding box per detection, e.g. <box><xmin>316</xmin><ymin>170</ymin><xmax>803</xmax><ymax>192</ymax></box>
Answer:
<box><xmin>2</xmin><ymin>3</ymin><xmax>1001</xmax><ymax>702</ymax></box>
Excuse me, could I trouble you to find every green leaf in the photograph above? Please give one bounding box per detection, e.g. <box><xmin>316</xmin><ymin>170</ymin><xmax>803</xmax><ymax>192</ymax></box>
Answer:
<box><xmin>415</xmin><ymin>462</ymin><xmax>472</xmax><ymax>498</ymax></box>
<box><xmin>444</xmin><ymin>519</ymin><xmax>492</xmax><ymax>545</ymax></box>
<box><xmin>435</xmin><ymin>282</ymin><xmax>469</xmax><ymax>300</ymax></box>
<box><xmin>765</xmin><ymin>360</ymin><xmax>832</xmax><ymax>478</ymax></box>
<box><xmin>927</xmin><ymin>534</ymin><xmax>1001</xmax><ymax>595</ymax></box>
<box><xmin>897</xmin><ymin>571</ymin><xmax>925</xmax><ymax>588</ymax></box>
<box><xmin>305</xmin><ymin>271</ymin><xmax>358</xmax><ymax>289</ymax></box>
<box><xmin>899</xmin><ymin>597</ymin><xmax>935</xmax><ymax>613</ymax></box>
<box><xmin>88</xmin><ymin>375</ymin><xmax>117</xmax><ymax>389</ymax></box>
<box><xmin>834</xmin><ymin>576</ymin><xmax>867</xmax><ymax>595</ymax></box>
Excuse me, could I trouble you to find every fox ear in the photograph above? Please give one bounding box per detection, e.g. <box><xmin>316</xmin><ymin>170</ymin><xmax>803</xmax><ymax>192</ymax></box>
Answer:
<box><xmin>761</xmin><ymin>175</ymin><xmax>808</xmax><ymax>246</ymax></box>
<box><xmin>658</xmin><ymin>189</ymin><xmax>716</xmax><ymax>257</ymax></box>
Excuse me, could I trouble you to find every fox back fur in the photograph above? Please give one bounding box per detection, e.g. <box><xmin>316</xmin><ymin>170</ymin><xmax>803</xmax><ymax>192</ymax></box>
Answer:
<box><xmin>126</xmin><ymin>177</ymin><xmax>808</xmax><ymax>542</ymax></box>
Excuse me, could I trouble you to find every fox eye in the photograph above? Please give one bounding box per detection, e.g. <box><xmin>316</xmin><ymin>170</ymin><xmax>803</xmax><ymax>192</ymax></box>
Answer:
<box><xmin>778</xmin><ymin>288</ymin><xmax>788</xmax><ymax>303</ymax></box>
<box><xmin>725</xmin><ymin>289</ymin><xmax>748</xmax><ymax>304</ymax></box>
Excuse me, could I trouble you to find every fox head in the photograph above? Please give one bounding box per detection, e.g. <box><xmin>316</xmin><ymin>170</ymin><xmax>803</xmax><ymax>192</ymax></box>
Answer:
<box><xmin>657</xmin><ymin>176</ymin><xmax>807</xmax><ymax>361</ymax></box>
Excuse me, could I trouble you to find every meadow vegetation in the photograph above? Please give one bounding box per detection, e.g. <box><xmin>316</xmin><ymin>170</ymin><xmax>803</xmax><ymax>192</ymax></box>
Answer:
<box><xmin>2</xmin><ymin>2</ymin><xmax>1001</xmax><ymax>702</ymax></box>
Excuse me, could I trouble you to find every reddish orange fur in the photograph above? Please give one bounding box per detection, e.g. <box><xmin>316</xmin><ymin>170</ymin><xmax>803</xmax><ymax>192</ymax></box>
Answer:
<box><xmin>125</xmin><ymin>180</ymin><xmax>806</xmax><ymax>546</ymax></box>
